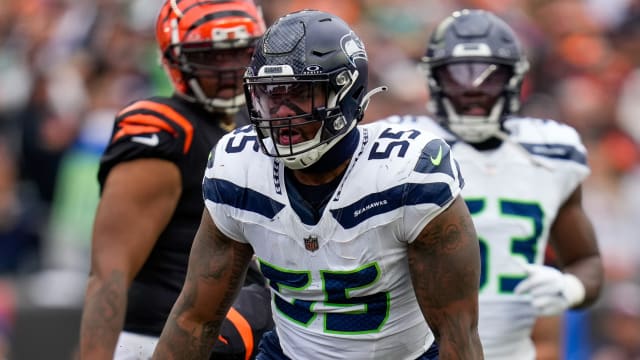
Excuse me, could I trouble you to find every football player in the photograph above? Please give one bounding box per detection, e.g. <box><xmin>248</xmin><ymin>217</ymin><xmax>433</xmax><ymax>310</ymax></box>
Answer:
<box><xmin>78</xmin><ymin>1</ymin><xmax>272</xmax><ymax>359</ymax></box>
<box><xmin>381</xmin><ymin>9</ymin><xmax>604</xmax><ymax>360</ymax></box>
<box><xmin>152</xmin><ymin>9</ymin><xmax>484</xmax><ymax>360</ymax></box>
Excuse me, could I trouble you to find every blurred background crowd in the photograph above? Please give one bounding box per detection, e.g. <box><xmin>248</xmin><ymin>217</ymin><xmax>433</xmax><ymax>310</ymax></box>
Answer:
<box><xmin>0</xmin><ymin>0</ymin><xmax>639</xmax><ymax>358</ymax></box>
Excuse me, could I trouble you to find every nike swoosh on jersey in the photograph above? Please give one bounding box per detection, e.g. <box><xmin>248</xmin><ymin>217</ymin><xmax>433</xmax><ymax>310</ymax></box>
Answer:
<box><xmin>114</xmin><ymin>100</ymin><xmax>194</xmax><ymax>154</ymax></box>
<box><xmin>131</xmin><ymin>133</ymin><xmax>159</xmax><ymax>146</ymax></box>
<box><xmin>430</xmin><ymin>145</ymin><xmax>443</xmax><ymax>166</ymax></box>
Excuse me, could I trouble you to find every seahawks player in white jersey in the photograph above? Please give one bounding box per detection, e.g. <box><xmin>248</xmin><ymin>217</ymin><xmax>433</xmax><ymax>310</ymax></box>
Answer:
<box><xmin>381</xmin><ymin>9</ymin><xmax>603</xmax><ymax>360</ymax></box>
<box><xmin>152</xmin><ymin>10</ymin><xmax>484</xmax><ymax>360</ymax></box>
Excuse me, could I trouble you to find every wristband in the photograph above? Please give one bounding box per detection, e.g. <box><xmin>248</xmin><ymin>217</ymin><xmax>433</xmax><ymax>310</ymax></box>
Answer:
<box><xmin>562</xmin><ymin>273</ymin><xmax>586</xmax><ymax>307</ymax></box>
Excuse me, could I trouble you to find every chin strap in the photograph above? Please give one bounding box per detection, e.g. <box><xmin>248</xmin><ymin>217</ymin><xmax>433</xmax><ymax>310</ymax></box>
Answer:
<box><xmin>358</xmin><ymin>86</ymin><xmax>388</xmax><ymax>119</ymax></box>
<box><xmin>186</xmin><ymin>78</ymin><xmax>243</xmax><ymax>114</ymax></box>
<box><xmin>442</xmin><ymin>96</ymin><xmax>504</xmax><ymax>143</ymax></box>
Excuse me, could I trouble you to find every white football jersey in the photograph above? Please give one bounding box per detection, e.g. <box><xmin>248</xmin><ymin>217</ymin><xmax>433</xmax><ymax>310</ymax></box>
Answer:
<box><xmin>203</xmin><ymin>121</ymin><xmax>463</xmax><ymax>360</ymax></box>
<box><xmin>382</xmin><ymin>115</ymin><xmax>590</xmax><ymax>360</ymax></box>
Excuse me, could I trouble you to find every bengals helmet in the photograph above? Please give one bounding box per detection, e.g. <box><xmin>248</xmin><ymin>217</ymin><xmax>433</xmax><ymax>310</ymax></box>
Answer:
<box><xmin>156</xmin><ymin>0</ymin><xmax>266</xmax><ymax>114</ymax></box>
<box><xmin>421</xmin><ymin>9</ymin><xmax>529</xmax><ymax>143</ymax></box>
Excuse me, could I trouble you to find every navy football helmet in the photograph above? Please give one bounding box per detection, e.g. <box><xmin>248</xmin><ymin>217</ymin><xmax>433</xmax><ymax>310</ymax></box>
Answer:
<box><xmin>244</xmin><ymin>10</ymin><xmax>381</xmax><ymax>170</ymax></box>
<box><xmin>421</xmin><ymin>9</ymin><xmax>529</xmax><ymax>143</ymax></box>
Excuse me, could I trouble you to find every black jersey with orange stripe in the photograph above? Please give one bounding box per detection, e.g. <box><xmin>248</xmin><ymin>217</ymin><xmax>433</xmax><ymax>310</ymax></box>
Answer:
<box><xmin>97</xmin><ymin>94</ymin><xmax>251</xmax><ymax>336</ymax></box>
<box><xmin>211</xmin><ymin>261</ymin><xmax>274</xmax><ymax>360</ymax></box>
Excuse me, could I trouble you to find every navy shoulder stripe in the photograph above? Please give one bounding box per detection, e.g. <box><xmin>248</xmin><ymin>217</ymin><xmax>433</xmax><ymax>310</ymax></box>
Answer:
<box><xmin>331</xmin><ymin>182</ymin><xmax>453</xmax><ymax>229</ymax></box>
<box><xmin>520</xmin><ymin>143</ymin><xmax>587</xmax><ymax>165</ymax></box>
<box><xmin>454</xmin><ymin>160</ymin><xmax>465</xmax><ymax>189</ymax></box>
<box><xmin>203</xmin><ymin>177</ymin><xmax>285</xmax><ymax>219</ymax></box>
<box><xmin>414</xmin><ymin>138</ymin><xmax>455</xmax><ymax>178</ymax></box>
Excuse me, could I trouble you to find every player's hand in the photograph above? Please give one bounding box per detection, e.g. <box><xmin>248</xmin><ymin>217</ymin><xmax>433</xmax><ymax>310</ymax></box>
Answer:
<box><xmin>514</xmin><ymin>263</ymin><xmax>586</xmax><ymax>316</ymax></box>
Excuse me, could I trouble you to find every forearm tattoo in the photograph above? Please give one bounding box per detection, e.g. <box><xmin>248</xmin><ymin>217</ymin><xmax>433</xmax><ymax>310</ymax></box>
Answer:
<box><xmin>409</xmin><ymin>210</ymin><xmax>479</xmax><ymax>309</ymax></box>
<box><xmin>157</xmin><ymin>220</ymin><xmax>252</xmax><ymax>359</ymax></box>
<box><xmin>408</xmin><ymin>200</ymin><xmax>482</xmax><ymax>357</ymax></box>
<box><xmin>81</xmin><ymin>270</ymin><xmax>126</xmax><ymax>352</ymax></box>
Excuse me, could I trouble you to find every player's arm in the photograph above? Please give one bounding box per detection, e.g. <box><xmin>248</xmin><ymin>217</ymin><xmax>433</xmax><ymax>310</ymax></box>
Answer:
<box><xmin>79</xmin><ymin>158</ymin><xmax>182</xmax><ymax>360</ymax></box>
<box><xmin>550</xmin><ymin>186</ymin><xmax>603</xmax><ymax>307</ymax></box>
<box><xmin>408</xmin><ymin>195</ymin><xmax>483</xmax><ymax>359</ymax></box>
<box><xmin>515</xmin><ymin>186</ymin><xmax>603</xmax><ymax>317</ymax></box>
<box><xmin>152</xmin><ymin>210</ymin><xmax>254</xmax><ymax>360</ymax></box>
<box><xmin>530</xmin><ymin>246</ymin><xmax>563</xmax><ymax>360</ymax></box>
<box><xmin>531</xmin><ymin>315</ymin><xmax>563</xmax><ymax>360</ymax></box>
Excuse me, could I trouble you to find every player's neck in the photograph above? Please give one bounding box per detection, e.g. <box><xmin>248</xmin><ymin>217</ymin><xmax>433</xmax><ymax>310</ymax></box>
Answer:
<box><xmin>292</xmin><ymin>159</ymin><xmax>350</xmax><ymax>186</ymax></box>
<box><xmin>468</xmin><ymin>136</ymin><xmax>503</xmax><ymax>151</ymax></box>
<box><xmin>218</xmin><ymin>114</ymin><xmax>236</xmax><ymax>131</ymax></box>
<box><xmin>291</xmin><ymin>128</ymin><xmax>359</xmax><ymax>185</ymax></box>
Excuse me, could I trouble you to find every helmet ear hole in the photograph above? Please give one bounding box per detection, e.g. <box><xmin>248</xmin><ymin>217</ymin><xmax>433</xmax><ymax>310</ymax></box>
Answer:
<box><xmin>352</xmin><ymin>86</ymin><xmax>364</xmax><ymax>102</ymax></box>
<box><xmin>350</xmin><ymin>86</ymin><xmax>365</xmax><ymax>121</ymax></box>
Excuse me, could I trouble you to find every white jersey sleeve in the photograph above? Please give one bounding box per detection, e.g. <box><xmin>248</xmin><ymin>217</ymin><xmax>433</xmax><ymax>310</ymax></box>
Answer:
<box><xmin>503</xmin><ymin>117</ymin><xmax>590</xmax><ymax>198</ymax></box>
<box><xmin>202</xmin><ymin>124</ymin><xmax>282</xmax><ymax>244</ymax></box>
<box><xmin>394</xmin><ymin>129</ymin><xmax>464</xmax><ymax>242</ymax></box>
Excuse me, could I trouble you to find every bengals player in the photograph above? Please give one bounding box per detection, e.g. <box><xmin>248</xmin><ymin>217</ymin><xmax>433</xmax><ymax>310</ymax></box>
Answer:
<box><xmin>79</xmin><ymin>1</ymin><xmax>271</xmax><ymax>359</ymax></box>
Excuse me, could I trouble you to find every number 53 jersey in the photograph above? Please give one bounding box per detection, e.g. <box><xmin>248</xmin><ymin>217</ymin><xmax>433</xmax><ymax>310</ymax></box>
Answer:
<box><xmin>203</xmin><ymin>121</ymin><xmax>464</xmax><ymax>360</ymax></box>
<box><xmin>383</xmin><ymin>115</ymin><xmax>590</xmax><ymax>360</ymax></box>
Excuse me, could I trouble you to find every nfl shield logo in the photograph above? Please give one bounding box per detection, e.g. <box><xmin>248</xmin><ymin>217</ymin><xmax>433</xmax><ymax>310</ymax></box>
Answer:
<box><xmin>304</xmin><ymin>236</ymin><xmax>319</xmax><ymax>252</ymax></box>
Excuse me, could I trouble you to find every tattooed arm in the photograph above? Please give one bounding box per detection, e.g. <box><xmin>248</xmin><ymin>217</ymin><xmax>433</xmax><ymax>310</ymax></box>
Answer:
<box><xmin>79</xmin><ymin>159</ymin><xmax>182</xmax><ymax>360</ymax></box>
<box><xmin>408</xmin><ymin>196</ymin><xmax>484</xmax><ymax>359</ymax></box>
<box><xmin>152</xmin><ymin>210</ymin><xmax>255</xmax><ymax>360</ymax></box>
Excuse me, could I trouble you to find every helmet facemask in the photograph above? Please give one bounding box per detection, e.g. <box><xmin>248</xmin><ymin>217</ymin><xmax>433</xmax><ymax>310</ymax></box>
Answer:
<box><xmin>245</xmin><ymin>66</ymin><xmax>360</xmax><ymax>170</ymax></box>
<box><xmin>433</xmin><ymin>62</ymin><xmax>512</xmax><ymax>143</ymax></box>
<box><xmin>164</xmin><ymin>25</ymin><xmax>257</xmax><ymax>114</ymax></box>
<box><xmin>156</xmin><ymin>0</ymin><xmax>266</xmax><ymax>114</ymax></box>
<box><xmin>243</xmin><ymin>10</ymin><xmax>377</xmax><ymax>170</ymax></box>
<box><xmin>421</xmin><ymin>9</ymin><xmax>530</xmax><ymax>143</ymax></box>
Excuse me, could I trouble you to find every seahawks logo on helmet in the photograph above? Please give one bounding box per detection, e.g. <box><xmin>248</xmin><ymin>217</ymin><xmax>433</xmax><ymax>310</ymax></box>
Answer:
<box><xmin>340</xmin><ymin>32</ymin><xmax>367</xmax><ymax>66</ymax></box>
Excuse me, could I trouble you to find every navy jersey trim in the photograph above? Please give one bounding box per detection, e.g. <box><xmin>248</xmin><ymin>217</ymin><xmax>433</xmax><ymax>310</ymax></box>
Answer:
<box><xmin>413</xmin><ymin>139</ymin><xmax>456</xmax><ymax>179</ymax></box>
<box><xmin>519</xmin><ymin>143</ymin><xmax>587</xmax><ymax>165</ymax></box>
<box><xmin>331</xmin><ymin>182</ymin><xmax>453</xmax><ymax>229</ymax></box>
<box><xmin>203</xmin><ymin>177</ymin><xmax>285</xmax><ymax>219</ymax></box>
<box><xmin>454</xmin><ymin>159</ymin><xmax>465</xmax><ymax>189</ymax></box>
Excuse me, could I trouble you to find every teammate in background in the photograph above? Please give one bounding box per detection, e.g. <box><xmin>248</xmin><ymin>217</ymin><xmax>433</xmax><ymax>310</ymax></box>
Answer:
<box><xmin>382</xmin><ymin>9</ymin><xmax>604</xmax><ymax>360</ymax></box>
<box><xmin>152</xmin><ymin>10</ymin><xmax>484</xmax><ymax>360</ymax></box>
<box><xmin>79</xmin><ymin>1</ymin><xmax>272</xmax><ymax>359</ymax></box>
